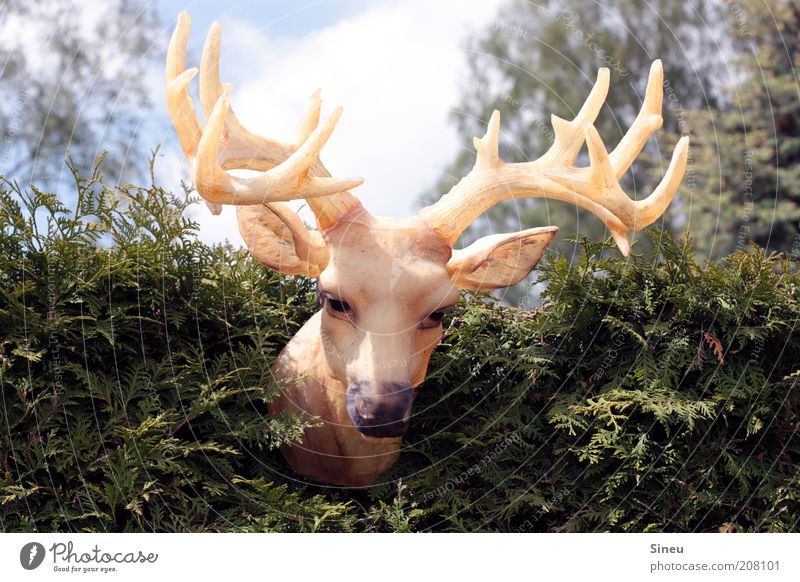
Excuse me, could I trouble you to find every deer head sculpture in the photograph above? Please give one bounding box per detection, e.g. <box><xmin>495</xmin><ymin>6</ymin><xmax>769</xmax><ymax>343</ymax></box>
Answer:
<box><xmin>166</xmin><ymin>12</ymin><xmax>689</xmax><ymax>487</ymax></box>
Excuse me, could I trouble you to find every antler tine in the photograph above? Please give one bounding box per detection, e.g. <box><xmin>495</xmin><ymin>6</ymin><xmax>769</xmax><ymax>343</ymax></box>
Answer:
<box><xmin>165</xmin><ymin>11</ymin><xmax>364</xmax><ymax>225</ymax></box>
<box><xmin>199</xmin><ymin>21</ymin><xmax>224</xmax><ymax>119</ymax></box>
<box><xmin>165</xmin><ymin>12</ymin><xmax>200</xmax><ymax>161</ymax></box>
<box><xmin>419</xmin><ymin>61</ymin><xmax>690</xmax><ymax>256</ymax></box>
<box><xmin>165</xmin><ymin>13</ymin><xmax>218</xmax><ymax>212</ymax></box>
<box><xmin>636</xmin><ymin>134</ymin><xmax>690</xmax><ymax>225</ymax></box>
<box><xmin>198</xmin><ymin>20</ymin><xmax>278</xmax><ymax>168</ymax></box>
<box><xmin>537</xmin><ymin>67</ymin><xmax>611</xmax><ymax>172</ymax></box>
<box><xmin>608</xmin><ymin>60</ymin><xmax>664</xmax><ymax>178</ymax></box>
<box><xmin>537</xmin><ymin>67</ymin><xmax>610</xmax><ymax>168</ymax></box>
<box><xmin>473</xmin><ymin>109</ymin><xmax>501</xmax><ymax>169</ymax></box>
<box><xmin>195</xmin><ymin>87</ymin><xmax>363</xmax><ymax>205</ymax></box>
<box><xmin>295</xmin><ymin>89</ymin><xmax>323</xmax><ymax>145</ymax></box>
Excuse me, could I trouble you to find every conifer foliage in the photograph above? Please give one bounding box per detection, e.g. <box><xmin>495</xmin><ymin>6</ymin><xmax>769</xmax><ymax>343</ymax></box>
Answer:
<box><xmin>1</xmin><ymin>166</ymin><xmax>798</xmax><ymax>531</ymax></box>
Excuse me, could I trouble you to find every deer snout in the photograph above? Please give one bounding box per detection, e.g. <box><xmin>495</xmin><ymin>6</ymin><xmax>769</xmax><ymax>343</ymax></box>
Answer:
<box><xmin>345</xmin><ymin>381</ymin><xmax>414</xmax><ymax>439</ymax></box>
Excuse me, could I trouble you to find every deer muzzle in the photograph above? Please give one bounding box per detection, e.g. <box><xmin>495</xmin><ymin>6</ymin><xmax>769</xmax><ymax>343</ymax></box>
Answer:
<box><xmin>346</xmin><ymin>381</ymin><xmax>414</xmax><ymax>438</ymax></box>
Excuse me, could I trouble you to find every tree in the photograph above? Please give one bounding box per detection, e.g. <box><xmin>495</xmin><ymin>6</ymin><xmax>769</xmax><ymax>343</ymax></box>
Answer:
<box><xmin>684</xmin><ymin>0</ymin><xmax>800</xmax><ymax>258</ymax></box>
<box><xmin>0</xmin><ymin>0</ymin><xmax>160</xmax><ymax>186</ymax></box>
<box><xmin>422</xmin><ymin>0</ymin><xmax>731</xmax><ymax>304</ymax></box>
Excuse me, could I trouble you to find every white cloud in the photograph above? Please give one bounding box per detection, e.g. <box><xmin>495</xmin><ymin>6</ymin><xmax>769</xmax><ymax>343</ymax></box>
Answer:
<box><xmin>168</xmin><ymin>0</ymin><xmax>504</xmax><ymax>245</ymax></box>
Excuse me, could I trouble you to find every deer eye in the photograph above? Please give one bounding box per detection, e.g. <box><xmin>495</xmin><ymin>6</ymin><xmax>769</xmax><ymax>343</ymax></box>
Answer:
<box><xmin>428</xmin><ymin>311</ymin><xmax>446</xmax><ymax>322</ymax></box>
<box><xmin>321</xmin><ymin>292</ymin><xmax>353</xmax><ymax>318</ymax></box>
<box><xmin>421</xmin><ymin>306</ymin><xmax>454</xmax><ymax>329</ymax></box>
<box><xmin>328</xmin><ymin>298</ymin><xmax>350</xmax><ymax>313</ymax></box>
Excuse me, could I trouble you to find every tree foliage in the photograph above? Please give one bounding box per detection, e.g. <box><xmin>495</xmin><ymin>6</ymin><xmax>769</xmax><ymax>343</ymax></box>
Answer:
<box><xmin>685</xmin><ymin>0</ymin><xmax>800</xmax><ymax>257</ymax></box>
<box><xmin>0</xmin><ymin>0</ymin><xmax>160</xmax><ymax>185</ymax></box>
<box><xmin>1</xmin><ymin>169</ymin><xmax>798</xmax><ymax>532</ymax></box>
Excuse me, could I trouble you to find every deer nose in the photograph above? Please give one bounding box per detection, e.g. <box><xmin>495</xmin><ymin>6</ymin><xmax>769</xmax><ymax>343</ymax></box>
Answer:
<box><xmin>346</xmin><ymin>382</ymin><xmax>414</xmax><ymax>438</ymax></box>
<box><xmin>355</xmin><ymin>395</ymin><xmax>377</xmax><ymax>420</ymax></box>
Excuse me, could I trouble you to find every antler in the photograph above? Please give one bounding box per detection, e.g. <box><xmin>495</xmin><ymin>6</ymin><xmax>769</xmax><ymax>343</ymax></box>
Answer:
<box><xmin>165</xmin><ymin>11</ymin><xmax>363</xmax><ymax>228</ymax></box>
<box><xmin>419</xmin><ymin>61</ymin><xmax>690</xmax><ymax>255</ymax></box>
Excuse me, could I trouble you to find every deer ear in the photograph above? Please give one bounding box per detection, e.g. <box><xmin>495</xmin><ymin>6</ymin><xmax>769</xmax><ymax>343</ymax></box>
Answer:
<box><xmin>447</xmin><ymin>226</ymin><xmax>558</xmax><ymax>291</ymax></box>
<box><xmin>237</xmin><ymin>203</ymin><xmax>329</xmax><ymax>277</ymax></box>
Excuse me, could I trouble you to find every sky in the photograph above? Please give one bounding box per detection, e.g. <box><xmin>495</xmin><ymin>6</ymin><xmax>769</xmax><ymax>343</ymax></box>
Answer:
<box><xmin>151</xmin><ymin>0</ymin><xmax>506</xmax><ymax>245</ymax></box>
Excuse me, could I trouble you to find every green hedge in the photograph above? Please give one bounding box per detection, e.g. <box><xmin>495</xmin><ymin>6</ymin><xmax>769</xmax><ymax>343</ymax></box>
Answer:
<box><xmin>1</xmin><ymin>165</ymin><xmax>798</xmax><ymax>532</ymax></box>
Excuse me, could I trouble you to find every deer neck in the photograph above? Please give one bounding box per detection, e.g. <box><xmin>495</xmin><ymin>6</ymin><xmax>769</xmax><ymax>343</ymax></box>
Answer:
<box><xmin>269</xmin><ymin>311</ymin><xmax>402</xmax><ymax>487</ymax></box>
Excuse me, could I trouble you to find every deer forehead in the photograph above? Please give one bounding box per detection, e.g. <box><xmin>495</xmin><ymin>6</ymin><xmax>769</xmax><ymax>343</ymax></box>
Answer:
<box><xmin>319</xmin><ymin>213</ymin><xmax>455</xmax><ymax>303</ymax></box>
